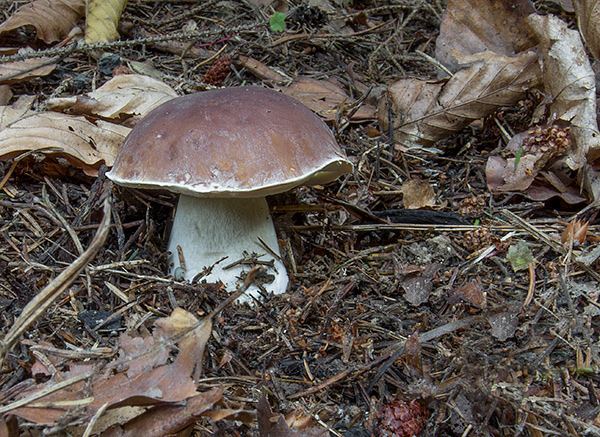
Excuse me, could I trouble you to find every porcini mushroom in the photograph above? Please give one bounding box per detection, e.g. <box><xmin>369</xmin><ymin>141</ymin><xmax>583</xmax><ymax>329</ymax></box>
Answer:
<box><xmin>107</xmin><ymin>86</ymin><xmax>352</xmax><ymax>299</ymax></box>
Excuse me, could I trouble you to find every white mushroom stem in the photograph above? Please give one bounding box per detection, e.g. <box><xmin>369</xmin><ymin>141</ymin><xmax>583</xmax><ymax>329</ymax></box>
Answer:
<box><xmin>167</xmin><ymin>195</ymin><xmax>289</xmax><ymax>299</ymax></box>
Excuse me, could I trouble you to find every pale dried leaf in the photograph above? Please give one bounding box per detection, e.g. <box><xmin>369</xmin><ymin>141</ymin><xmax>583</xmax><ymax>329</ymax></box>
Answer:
<box><xmin>0</xmin><ymin>48</ymin><xmax>57</xmax><ymax>85</ymax></box>
<box><xmin>85</xmin><ymin>0</ymin><xmax>128</xmax><ymax>43</ymax></box>
<box><xmin>436</xmin><ymin>0</ymin><xmax>537</xmax><ymax>71</ymax></box>
<box><xmin>401</xmin><ymin>179</ymin><xmax>436</xmax><ymax>209</ymax></box>
<box><xmin>0</xmin><ymin>95</ymin><xmax>36</xmax><ymax>130</ymax></box>
<box><xmin>0</xmin><ymin>0</ymin><xmax>85</xmax><ymax>44</ymax></box>
<box><xmin>281</xmin><ymin>77</ymin><xmax>376</xmax><ymax>122</ymax></box>
<box><xmin>380</xmin><ymin>50</ymin><xmax>541</xmax><ymax>148</ymax></box>
<box><xmin>47</xmin><ymin>74</ymin><xmax>178</xmax><ymax>124</ymax></box>
<box><xmin>527</xmin><ymin>13</ymin><xmax>600</xmax><ymax>169</ymax></box>
<box><xmin>0</xmin><ymin>112</ymin><xmax>129</xmax><ymax>174</ymax></box>
<box><xmin>573</xmin><ymin>0</ymin><xmax>600</xmax><ymax>60</ymax></box>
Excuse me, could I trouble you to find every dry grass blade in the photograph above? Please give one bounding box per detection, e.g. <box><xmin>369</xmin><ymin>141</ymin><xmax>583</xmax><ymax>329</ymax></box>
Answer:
<box><xmin>0</xmin><ymin>196</ymin><xmax>111</xmax><ymax>367</ymax></box>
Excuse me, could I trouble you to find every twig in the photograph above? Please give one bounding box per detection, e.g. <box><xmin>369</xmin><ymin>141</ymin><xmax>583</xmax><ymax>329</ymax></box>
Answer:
<box><xmin>0</xmin><ymin>197</ymin><xmax>111</xmax><ymax>367</ymax></box>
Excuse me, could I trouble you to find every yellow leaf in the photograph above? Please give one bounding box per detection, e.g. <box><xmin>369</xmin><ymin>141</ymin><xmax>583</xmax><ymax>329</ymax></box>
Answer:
<box><xmin>85</xmin><ymin>0</ymin><xmax>128</xmax><ymax>43</ymax></box>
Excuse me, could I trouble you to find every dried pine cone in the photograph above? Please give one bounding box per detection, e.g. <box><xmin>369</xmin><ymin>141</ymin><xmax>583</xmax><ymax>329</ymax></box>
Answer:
<box><xmin>375</xmin><ymin>399</ymin><xmax>428</xmax><ymax>437</ymax></box>
<box><xmin>202</xmin><ymin>56</ymin><xmax>231</xmax><ymax>86</ymax></box>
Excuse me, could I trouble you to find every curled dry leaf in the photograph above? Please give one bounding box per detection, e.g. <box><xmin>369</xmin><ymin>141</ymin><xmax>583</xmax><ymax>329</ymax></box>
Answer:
<box><xmin>0</xmin><ymin>48</ymin><xmax>57</xmax><ymax>85</ymax></box>
<box><xmin>4</xmin><ymin>308</ymin><xmax>215</xmax><ymax>428</ymax></box>
<box><xmin>84</xmin><ymin>0</ymin><xmax>128</xmax><ymax>43</ymax></box>
<box><xmin>0</xmin><ymin>0</ymin><xmax>85</xmax><ymax>44</ymax></box>
<box><xmin>0</xmin><ymin>112</ymin><xmax>129</xmax><ymax>175</ymax></box>
<box><xmin>526</xmin><ymin>13</ymin><xmax>600</xmax><ymax>169</ymax></box>
<box><xmin>47</xmin><ymin>74</ymin><xmax>179</xmax><ymax>125</ymax></box>
<box><xmin>436</xmin><ymin>0</ymin><xmax>537</xmax><ymax>71</ymax></box>
<box><xmin>573</xmin><ymin>0</ymin><xmax>600</xmax><ymax>60</ymax></box>
<box><xmin>380</xmin><ymin>51</ymin><xmax>541</xmax><ymax>148</ymax></box>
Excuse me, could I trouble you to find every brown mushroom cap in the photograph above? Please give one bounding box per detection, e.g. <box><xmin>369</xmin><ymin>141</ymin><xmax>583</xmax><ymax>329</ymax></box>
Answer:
<box><xmin>107</xmin><ymin>86</ymin><xmax>352</xmax><ymax>197</ymax></box>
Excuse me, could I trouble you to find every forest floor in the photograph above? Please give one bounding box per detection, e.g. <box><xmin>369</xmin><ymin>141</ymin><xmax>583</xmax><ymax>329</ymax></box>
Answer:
<box><xmin>1</xmin><ymin>0</ymin><xmax>599</xmax><ymax>436</ymax></box>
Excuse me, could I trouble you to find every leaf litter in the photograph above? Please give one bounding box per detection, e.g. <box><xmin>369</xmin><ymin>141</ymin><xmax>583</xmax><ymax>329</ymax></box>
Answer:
<box><xmin>1</xmin><ymin>0</ymin><xmax>600</xmax><ymax>435</ymax></box>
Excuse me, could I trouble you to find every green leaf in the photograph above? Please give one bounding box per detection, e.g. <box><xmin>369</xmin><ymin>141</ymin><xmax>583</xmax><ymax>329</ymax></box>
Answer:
<box><xmin>506</xmin><ymin>240</ymin><xmax>534</xmax><ymax>272</ymax></box>
<box><xmin>514</xmin><ymin>146</ymin><xmax>523</xmax><ymax>170</ymax></box>
<box><xmin>269</xmin><ymin>12</ymin><xmax>286</xmax><ymax>32</ymax></box>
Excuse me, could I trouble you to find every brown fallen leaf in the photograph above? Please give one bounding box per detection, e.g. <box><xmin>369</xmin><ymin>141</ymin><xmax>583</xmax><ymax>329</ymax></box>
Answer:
<box><xmin>380</xmin><ymin>50</ymin><xmax>541</xmax><ymax>149</ymax></box>
<box><xmin>527</xmin><ymin>13</ymin><xmax>600</xmax><ymax>170</ymax></box>
<box><xmin>85</xmin><ymin>0</ymin><xmax>128</xmax><ymax>43</ymax></box>
<box><xmin>281</xmin><ymin>77</ymin><xmax>376</xmax><ymax>122</ymax></box>
<box><xmin>485</xmin><ymin>155</ymin><xmax>587</xmax><ymax>204</ymax></box>
<box><xmin>100</xmin><ymin>387</ymin><xmax>224</xmax><ymax>437</ymax></box>
<box><xmin>401</xmin><ymin>264</ymin><xmax>440</xmax><ymax>306</ymax></box>
<box><xmin>0</xmin><ymin>0</ymin><xmax>85</xmax><ymax>44</ymax></box>
<box><xmin>0</xmin><ymin>112</ymin><xmax>129</xmax><ymax>175</ymax></box>
<box><xmin>235</xmin><ymin>55</ymin><xmax>376</xmax><ymax>122</ymax></box>
<box><xmin>3</xmin><ymin>308</ymin><xmax>214</xmax><ymax>427</ymax></box>
<box><xmin>436</xmin><ymin>0</ymin><xmax>537</xmax><ymax>71</ymax></box>
<box><xmin>0</xmin><ymin>48</ymin><xmax>57</xmax><ymax>85</ymax></box>
<box><xmin>257</xmin><ymin>397</ymin><xmax>327</xmax><ymax>437</ymax></box>
<box><xmin>47</xmin><ymin>74</ymin><xmax>178</xmax><ymax>125</ymax></box>
<box><xmin>401</xmin><ymin>179</ymin><xmax>436</xmax><ymax>209</ymax></box>
<box><xmin>454</xmin><ymin>281</ymin><xmax>486</xmax><ymax>309</ymax></box>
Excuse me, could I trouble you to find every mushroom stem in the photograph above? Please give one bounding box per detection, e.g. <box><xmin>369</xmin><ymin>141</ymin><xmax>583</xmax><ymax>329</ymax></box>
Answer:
<box><xmin>168</xmin><ymin>195</ymin><xmax>289</xmax><ymax>299</ymax></box>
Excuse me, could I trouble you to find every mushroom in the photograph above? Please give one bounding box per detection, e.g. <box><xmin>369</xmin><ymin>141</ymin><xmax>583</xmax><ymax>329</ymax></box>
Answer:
<box><xmin>106</xmin><ymin>86</ymin><xmax>352</xmax><ymax>299</ymax></box>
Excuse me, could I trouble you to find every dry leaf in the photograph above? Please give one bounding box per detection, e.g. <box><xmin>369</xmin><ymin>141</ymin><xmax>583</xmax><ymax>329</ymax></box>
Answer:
<box><xmin>527</xmin><ymin>13</ymin><xmax>600</xmax><ymax>169</ymax></box>
<box><xmin>257</xmin><ymin>397</ymin><xmax>328</xmax><ymax>437</ymax></box>
<box><xmin>573</xmin><ymin>0</ymin><xmax>600</xmax><ymax>60</ymax></box>
<box><xmin>562</xmin><ymin>219</ymin><xmax>589</xmax><ymax>245</ymax></box>
<box><xmin>47</xmin><ymin>74</ymin><xmax>178</xmax><ymax>124</ymax></box>
<box><xmin>0</xmin><ymin>95</ymin><xmax>36</xmax><ymax>130</ymax></box>
<box><xmin>0</xmin><ymin>112</ymin><xmax>129</xmax><ymax>175</ymax></box>
<box><xmin>0</xmin><ymin>0</ymin><xmax>85</xmax><ymax>44</ymax></box>
<box><xmin>85</xmin><ymin>0</ymin><xmax>128</xmax><ymax>43</ymax></box>
<box><xmin>0</xmin><ymin>86</ymin><xmax>12</xmax><ymax>106</ymax></box>
<box><xmin>235</xmin><ymin>55</ymin><xmax>376</xmax><ymax>122</ymax></box>
<box><xmin>436</xmin><ymin>0</ymin><xmax>537</xmax><ymax>71</ymax></box>
<box><xmin>100</xmin><ymin>388</ymin><xmax>224</xmax><ymax>437</ymax></box>
<box><xmin>380</xmin><ymin>50</ymin><xmax>541</xmax><ymax>148</ymax></box>
<box><xmin>281</xmin><ymin>77</ymin><xmax>376</xmax><ymax>122</ymax></box>
<box><xmin>401</xmin><ymin>264</ymin><xmax>440</xmax><ymax>306</ymax></box>
<box><xmin>401</xmin><ymin>179</ymin><xmax>436</xmax><ymax>209</ymax></box>
<box><xmin>485</xmin><ymin>155</ymin><xmax>587</xmax><ymax>203</ymax></box>
<box><xmin>487</xmin><ymin>310</ymin><xmax>518</xmax><ymax>341</ymax></box>
<box><xmin>0</xmin><ymin>48</ymin><xmax>57</xmax><ymax>85</ymax></box>
<box><xmin>454</xmin><ymin>281</ymin><xmax>486</xmax><ymax>308</ymax></box>
<box><xmin>5</xmin><ymin>308</ymin><xmax>214</xmax><ymax>426</ymax></box>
